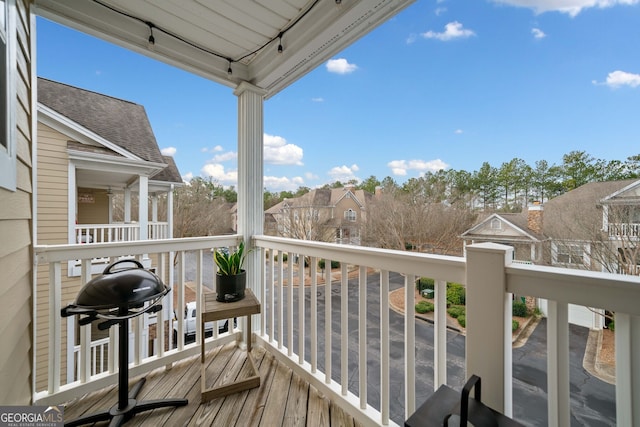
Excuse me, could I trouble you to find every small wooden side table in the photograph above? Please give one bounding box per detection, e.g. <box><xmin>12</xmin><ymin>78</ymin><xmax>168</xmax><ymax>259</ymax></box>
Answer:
<box><xmin>200</xmin><ymin>288</ymin><xmax>261</xmax><ymax>402</ymax></box>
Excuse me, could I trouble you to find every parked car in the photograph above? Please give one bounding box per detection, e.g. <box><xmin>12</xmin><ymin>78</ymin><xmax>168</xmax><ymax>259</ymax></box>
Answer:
<box><xmin>173</xmin><ymin>301</ymin><xmax>232</xmax><ymax>342</ymax></box>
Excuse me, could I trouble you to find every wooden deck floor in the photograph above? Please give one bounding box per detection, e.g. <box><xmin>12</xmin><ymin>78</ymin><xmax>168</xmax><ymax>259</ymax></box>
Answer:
<box><xmin>62</xmin><ymin>343</ymin><xmax>363</xmax><ymax>426</ymax></box>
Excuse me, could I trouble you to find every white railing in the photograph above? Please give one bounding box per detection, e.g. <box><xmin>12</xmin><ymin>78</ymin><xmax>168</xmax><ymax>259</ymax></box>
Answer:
<box><xmin>74</xmin><ymin>222</ymin><xmax>169</xmax><ymax>244</ymax></box>
<box><xmin>70</xmin><ymin>337</ymin><xmax>110</xmax><ymax>382</ymax></box>
<box><xmin>33</xmin><ymin>235</ymin><xmax>640</xmax><ymax>426</ymax></box>
<box><xmin>608</xmin><ymin>222</ymin><xmax>640</xmax><ymax>238</ymax></box>
<box><xmin>33</xmin><ymin>235</ymin><xmax>242</xmax><ymax>406</ymax></box>
<box><xmin>251</xmin><ymin>236</ymin><xmax>640</xmax><ymax>426</ymax></box>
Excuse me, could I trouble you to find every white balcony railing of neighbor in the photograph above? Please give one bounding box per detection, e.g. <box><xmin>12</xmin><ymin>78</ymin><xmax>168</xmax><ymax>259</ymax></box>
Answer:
<box><xmin>608</xmin><ymin>222</ymin><xmax>640</xmax><ymax>238</ymax></box>
<box><xmin>34</xmin><ymin>236</ymin><xmax>640</xmax><ymax>426</ymax></box>
<box><xmin>74</xmin><ymin>222</ymin><xmax>169</xmax><ymax>244</ymax></box>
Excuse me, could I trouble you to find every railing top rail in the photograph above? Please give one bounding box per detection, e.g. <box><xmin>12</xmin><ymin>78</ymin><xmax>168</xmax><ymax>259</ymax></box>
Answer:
<box><xmin>253</xmin><ymin>235</ymin><xmax>466</xmax><ymax>283</ymax></box>
<box><xmin>507</xmin><ymin>262</ymin><xmax>640</xmax><ymax>315</ymax></box>
<box><xmin>35</xmin><ymin>234</ymin><xmax>242</xmax><ymax>264</ymax></box>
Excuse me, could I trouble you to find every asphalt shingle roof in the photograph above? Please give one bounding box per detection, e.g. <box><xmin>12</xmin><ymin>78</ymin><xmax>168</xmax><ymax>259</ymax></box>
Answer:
<box><xmin>38</xmin><ymin>77</ymin><xmax>181</xmax><ymax>184</ymax></box>
<box><xmin>38</xmin><ymin>77</ymin><xmax>165</xmax><ymax>164</ymax></box>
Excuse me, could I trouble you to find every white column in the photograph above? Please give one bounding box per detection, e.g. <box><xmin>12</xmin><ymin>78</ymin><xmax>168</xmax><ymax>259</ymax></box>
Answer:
<box><xmin>616</xmin><ymin>313</ymin><xmax>640</xmax><ymax>426</ymax></box>
<box><xmin>234</xmin><ymin>81</ymin><xmax>266</xmax><ymax>302</ymax></box>
<box><xmin>124</xmin><ymin>188</ymin><xmax>132</xmax><ymax>223</ymax></box>
<box><xmin>167</xmin><ymin>185</ymin><xmax>174</xmax><ymax>239</ymax></box>
<box><xmin>138</xmin><ymin>175</ymin><xmax>148</xmax><ymax>240</ymax></box>
<box><xmin>107</xmin><ymin>192</ymin><xmax>114</xmax><ymax>224</ymax></box>
<box><xmin>151</xmin><ymin>194</ymin><xmax>158</xmax><ymax>222</ymax></box>
<box><xmin>465</xmin><ymin>242</ymin><xmax>514</xmax><ymax>415</ymax></box>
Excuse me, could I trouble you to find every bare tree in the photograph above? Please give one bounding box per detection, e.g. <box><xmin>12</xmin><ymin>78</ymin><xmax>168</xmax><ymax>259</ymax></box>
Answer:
<box><xmin>364</xmin><ymin>188</ymin><xmax>476</xmax><ymax>255</ymax></box>
<box><xmin>173</xmin><ymin>178</ymin><xmax>232</xmax><ymax>238</ymax></box>
<box><xmin>274</xmin><ymin>205</ymin><xmax>335</xmax><ymax>243</ymax></box>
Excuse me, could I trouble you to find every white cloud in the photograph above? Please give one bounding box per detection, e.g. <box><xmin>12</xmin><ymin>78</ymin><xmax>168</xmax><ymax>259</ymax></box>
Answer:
<box><xmin>532</xmin><ymin>28</ymin><xmax>546</xmax><ymax>38</ymax></box>
<box><xmin>406</xmin><ymin>33</ymin><xmax>418</xmax><ymax>44</ymax></box>
<box><xmin>454</xmin><ymin>129</ymin><xmax>464</xmax><ymax>134</ymax></box>
<box><xmin>264</xmin><ymin>176</ymin><xmax>305</xmax><ymax>191</ymax></box>
<box><xmin>388</xmin><ymin>159</ymin><xmax>449</xmax><ymax>176</ymax></box>
<box><xmin>422</xmin><ymin>21</ymin><xmax>476</xmax><ymax>41</ymax></box>
<box><xmin>311</xmin><ymin>97</ymin><xmax>324</xmax><ymax>102</ymax></box>
<box><xmin>182</xmin><ymin>172</ymin><xmax>193</xmax><ymax>183</ymax></box>
<box><xmin>201</xmin><ymin>163</ymin><xmax>237</xmax><ymax>185</ymax></box>
<box><xmin>597</xmin><ymin>70</ymin><xmax>640</xmax><ymax>88</ymax></box>
<box><xmin>264</xmin><ymin>133</ymin><xmax>304</xmax><ymax>165</ymax></box>
<box><xmin>326</xmin><ymin>58</ymin><xmax>358</xmax><ymax>74</ymax></box>
<box><xmin>328</xmin><ymin>164</ymin><xmax>360</xmax><ymax>182</ymax></box>
<box><xmin>212</xmin><ymin>151</ymin><xmax>238</xmax><ymax>162</ymax></box>
<box><xmin>161</xmin><ymin>146</ymin><xmax>176</xmax><ymax>156</ymax></box>
<box><xmin>491</xmin><ymin>0</ymin><xmax>639</xmax><ymax>17</ymax></box>
<box><xmin>201</xmin><ymin>145</ymin><xmax>224</xmax><ymax>153</ymax></box>
<box><xmin>305</xmin><ymin>172</ymin><xmax>319</xmax><ymax>180</ymax></box>
<box><xmin>435</xmin><ymin>7</ymin><xmax>447</xmax><ymax>15</ymax></box>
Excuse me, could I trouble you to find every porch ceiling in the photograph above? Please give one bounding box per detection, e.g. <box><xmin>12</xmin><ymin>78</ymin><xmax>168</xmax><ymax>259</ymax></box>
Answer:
<box><xmin>34</xmin><ymin>0</ymin><xmax>414</xmax><ymax>98</ymax></box>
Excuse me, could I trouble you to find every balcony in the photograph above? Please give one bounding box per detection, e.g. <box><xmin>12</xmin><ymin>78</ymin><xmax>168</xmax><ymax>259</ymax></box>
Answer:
<box><xmin>74</xmin><ymin>222</ymin><xmax>170</xmax><ymax>244</ymax></box>
<box><xmin>33</xmin><ymin>235</ymin><xmax>640</xmax><ymax>426</ymax></box>
<box><xmin>608</xmin><ymin>222</ymin><xmax>640</xmax><ymax>239</ymax></box>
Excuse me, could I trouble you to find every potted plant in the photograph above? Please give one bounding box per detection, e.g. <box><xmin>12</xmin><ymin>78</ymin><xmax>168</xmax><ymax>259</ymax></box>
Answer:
<box><xmin>213</xmin><ymin>241</ymin><xmax>247</xmax><ymax>302</ymax></box>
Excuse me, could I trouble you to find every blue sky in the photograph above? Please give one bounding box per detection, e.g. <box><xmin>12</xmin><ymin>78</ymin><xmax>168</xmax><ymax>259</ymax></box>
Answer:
<box><xmin>36</xmin><ymin>0</ymin><xmax>640</xmax><ymax>192</ymax></box>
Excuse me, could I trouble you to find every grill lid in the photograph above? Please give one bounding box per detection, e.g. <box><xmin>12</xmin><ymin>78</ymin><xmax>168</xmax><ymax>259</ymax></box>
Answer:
<box><xmin>62</xmin><ymin>259</ymin><xmax>169</xmax><ymax>321</ymax></box>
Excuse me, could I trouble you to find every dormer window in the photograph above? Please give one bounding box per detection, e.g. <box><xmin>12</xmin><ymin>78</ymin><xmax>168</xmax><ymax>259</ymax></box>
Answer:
<box><xmin>345</xmin><ymin>209</ymin><xmax>356</xmax><ymax>222</ymax></box>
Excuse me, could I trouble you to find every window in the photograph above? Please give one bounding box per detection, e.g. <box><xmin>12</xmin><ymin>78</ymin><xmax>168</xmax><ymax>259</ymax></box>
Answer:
<box><xmin>555</xmin><ymin>243</ymin><xmax>585</xmax><ymax>266</ymax></box>
<box><xmin>491</xmin><ymin>218</ymin><xmax>501</xmax><ymax>230</ymax></box>
<box><xmin>0</xmin><ymin>0</ymin><xmax>16</xmax><ymax>191</ymax></box>
<box><xmin>344</xmin><ymin>209</ymin><xmax>356</xmax><ymax>222</ymax></box>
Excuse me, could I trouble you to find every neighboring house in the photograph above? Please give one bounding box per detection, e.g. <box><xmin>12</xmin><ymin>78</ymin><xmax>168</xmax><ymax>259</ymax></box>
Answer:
<box><xmin>461</xmin><ymin>179</ymin><xmax>640</xmax><ymax>329</ymax></box>
<box><xmin>265</xmin><ymin>186</ymin><xmax>371</xmax><ymax>245</ymax></box>
<box><xmin>36</xmin><ymin>78</ymin><xmax>183</xmax><ymax>388</ymax></box>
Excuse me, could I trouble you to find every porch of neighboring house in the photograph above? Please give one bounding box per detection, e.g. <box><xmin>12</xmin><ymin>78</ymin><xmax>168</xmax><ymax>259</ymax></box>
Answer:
<box><xmin>61</xmin><ymin>344</ymin><xmax>360</xmax><ymax>427</ymax></box>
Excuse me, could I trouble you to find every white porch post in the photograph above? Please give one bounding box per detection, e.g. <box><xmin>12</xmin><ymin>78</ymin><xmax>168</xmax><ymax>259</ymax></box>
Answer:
<box><xmin>465</xmin><ymin>242</ymin><xmax>514</xmax><ymax>416</ymax></box>
<box><xmin>167</xmin><ymin>185</ymin><xmax>174</xmax><ymax>239</ymax></box>
<box><xmin>234</xmin><ymin>82</ymin><xmax>266</xmax><ymax>328</ymax></box>
<box><xmin>151</xmin><ymin>194</ymin><xmax>158</xmax><ymax>222</ymax></box>
<box><xmin>138</xmin><ymin>175</ymin><xmax>148</xmax><ymax>240</ymax></box>
<box><xmin>124</xmin><ymin>188</ymin><xmax>132</xmax><ymax>223</ymax></box>
<box><xmin>615</xmin><ymin>313</ymin><xmax>640</xmax><ymax>426</ymax></box>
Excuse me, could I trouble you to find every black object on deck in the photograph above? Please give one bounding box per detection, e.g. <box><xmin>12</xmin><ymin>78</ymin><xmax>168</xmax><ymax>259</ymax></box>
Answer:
<box><xmin>61</xmin><ymin>259</ymin><xmax>188</xmax><ymax>427</ymax></box>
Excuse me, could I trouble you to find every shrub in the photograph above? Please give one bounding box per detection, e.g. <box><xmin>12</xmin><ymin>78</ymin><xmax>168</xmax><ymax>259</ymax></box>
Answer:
<box><xmin>274</xmin><ymin>253</ymin><xmax>288</xmax><ymax>262</ymax></box>
<box><xmin>457</xmin><ymin>314</ymin><xmax>466</xmax><ymax>328</ymax></box>
<box><xmin>416</xmin><ymin>277</ymin><xmax>435</xmax><ymax>293</ymax></box>
<box><xmin>512</xmin><ymin>320</ymin><xmax>520</xmax><ymax>332</ymax></box>
<box><xmin>608</xmin><ymin>321</ymin><xmax>615</xmax><ymax>332</ymax></box>
<box><xmin>415</xmin><ymin>300</ymin><xmax>434</xmax><ymax>314</ymax></box>
<box><xmin>446</xmin><ymin>283</ymin><xmax>466</xmax><ymax>306</ymax></box>
<box><xmin>512</xmin><ymin>301</ymin><xmax>528</xmax><ymax>317</ymax></box>
<box><xmin>447</xmin><ymin>305</ymin><xmax>465</xmax><ymax>318</ymax></box>
<box><xmin>318</xmin><ymin>259</ymin><xmax>340</xmax><ymax>269</ymax></box>
<box><xmin>533</xmin><ymin>307</ymin><xmax>543</xmax><ymax>317</ymax></box>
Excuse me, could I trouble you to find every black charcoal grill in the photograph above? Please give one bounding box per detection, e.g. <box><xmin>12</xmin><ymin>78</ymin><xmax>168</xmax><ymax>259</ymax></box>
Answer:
<box><xmin>61</xmin><ymin>259</ymin><xmax>187</xmax><ymax>427</ymax></box>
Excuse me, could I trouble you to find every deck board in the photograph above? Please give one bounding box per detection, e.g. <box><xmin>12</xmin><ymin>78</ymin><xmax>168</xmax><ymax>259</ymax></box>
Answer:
<box><xmin>61</xmin><ymin>343</ymin><xmax>353</xmax><ymax>427</ymax></box>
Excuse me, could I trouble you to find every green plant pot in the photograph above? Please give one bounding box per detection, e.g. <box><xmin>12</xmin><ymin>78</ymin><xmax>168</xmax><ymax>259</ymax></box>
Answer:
<box><xmin>216</xmin><ymin>270</ymin><xmax>246</xmax><ymax>302</ymax></box>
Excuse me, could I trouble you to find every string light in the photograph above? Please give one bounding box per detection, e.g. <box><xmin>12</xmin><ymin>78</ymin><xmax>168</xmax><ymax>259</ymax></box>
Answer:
<box><xmin>146</xmin><ymin>22</ymin><xmax>155</xmax><ymax>51</ymax></box>
<box><xmin>91</xmin><ymin>0</ymin><xmax>322</xmax><ymax>75</ymax></box>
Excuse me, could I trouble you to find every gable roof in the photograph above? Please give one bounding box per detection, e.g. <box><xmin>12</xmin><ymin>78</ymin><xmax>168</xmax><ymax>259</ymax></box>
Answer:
<box><xmin>38</xmin><ymin>77</ymin><xmax>181</xmax><ymax>184</ymax></box>
<box><xmin>542</xmin><ymin>179</ymin><xmax>637</xmax><ymax>240</ymax></box>
<box><xmin>265</xmin><ymin>187</ymin><xmax>371</xmax><ymax>214</ymax></box>
<box><xmin>461</xmin><ymin>212</ymin><xmax>544</xmax><ymax>243</ymax></box>
<box><xmin>462</xmin><ymin>179</ymin><xmax>640</xmax><ymax>244</ymax></box>
<box><xmin>38</xmin><ymin>77</ymin><xmax>165</xmax><ymax>165</ymax></box>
